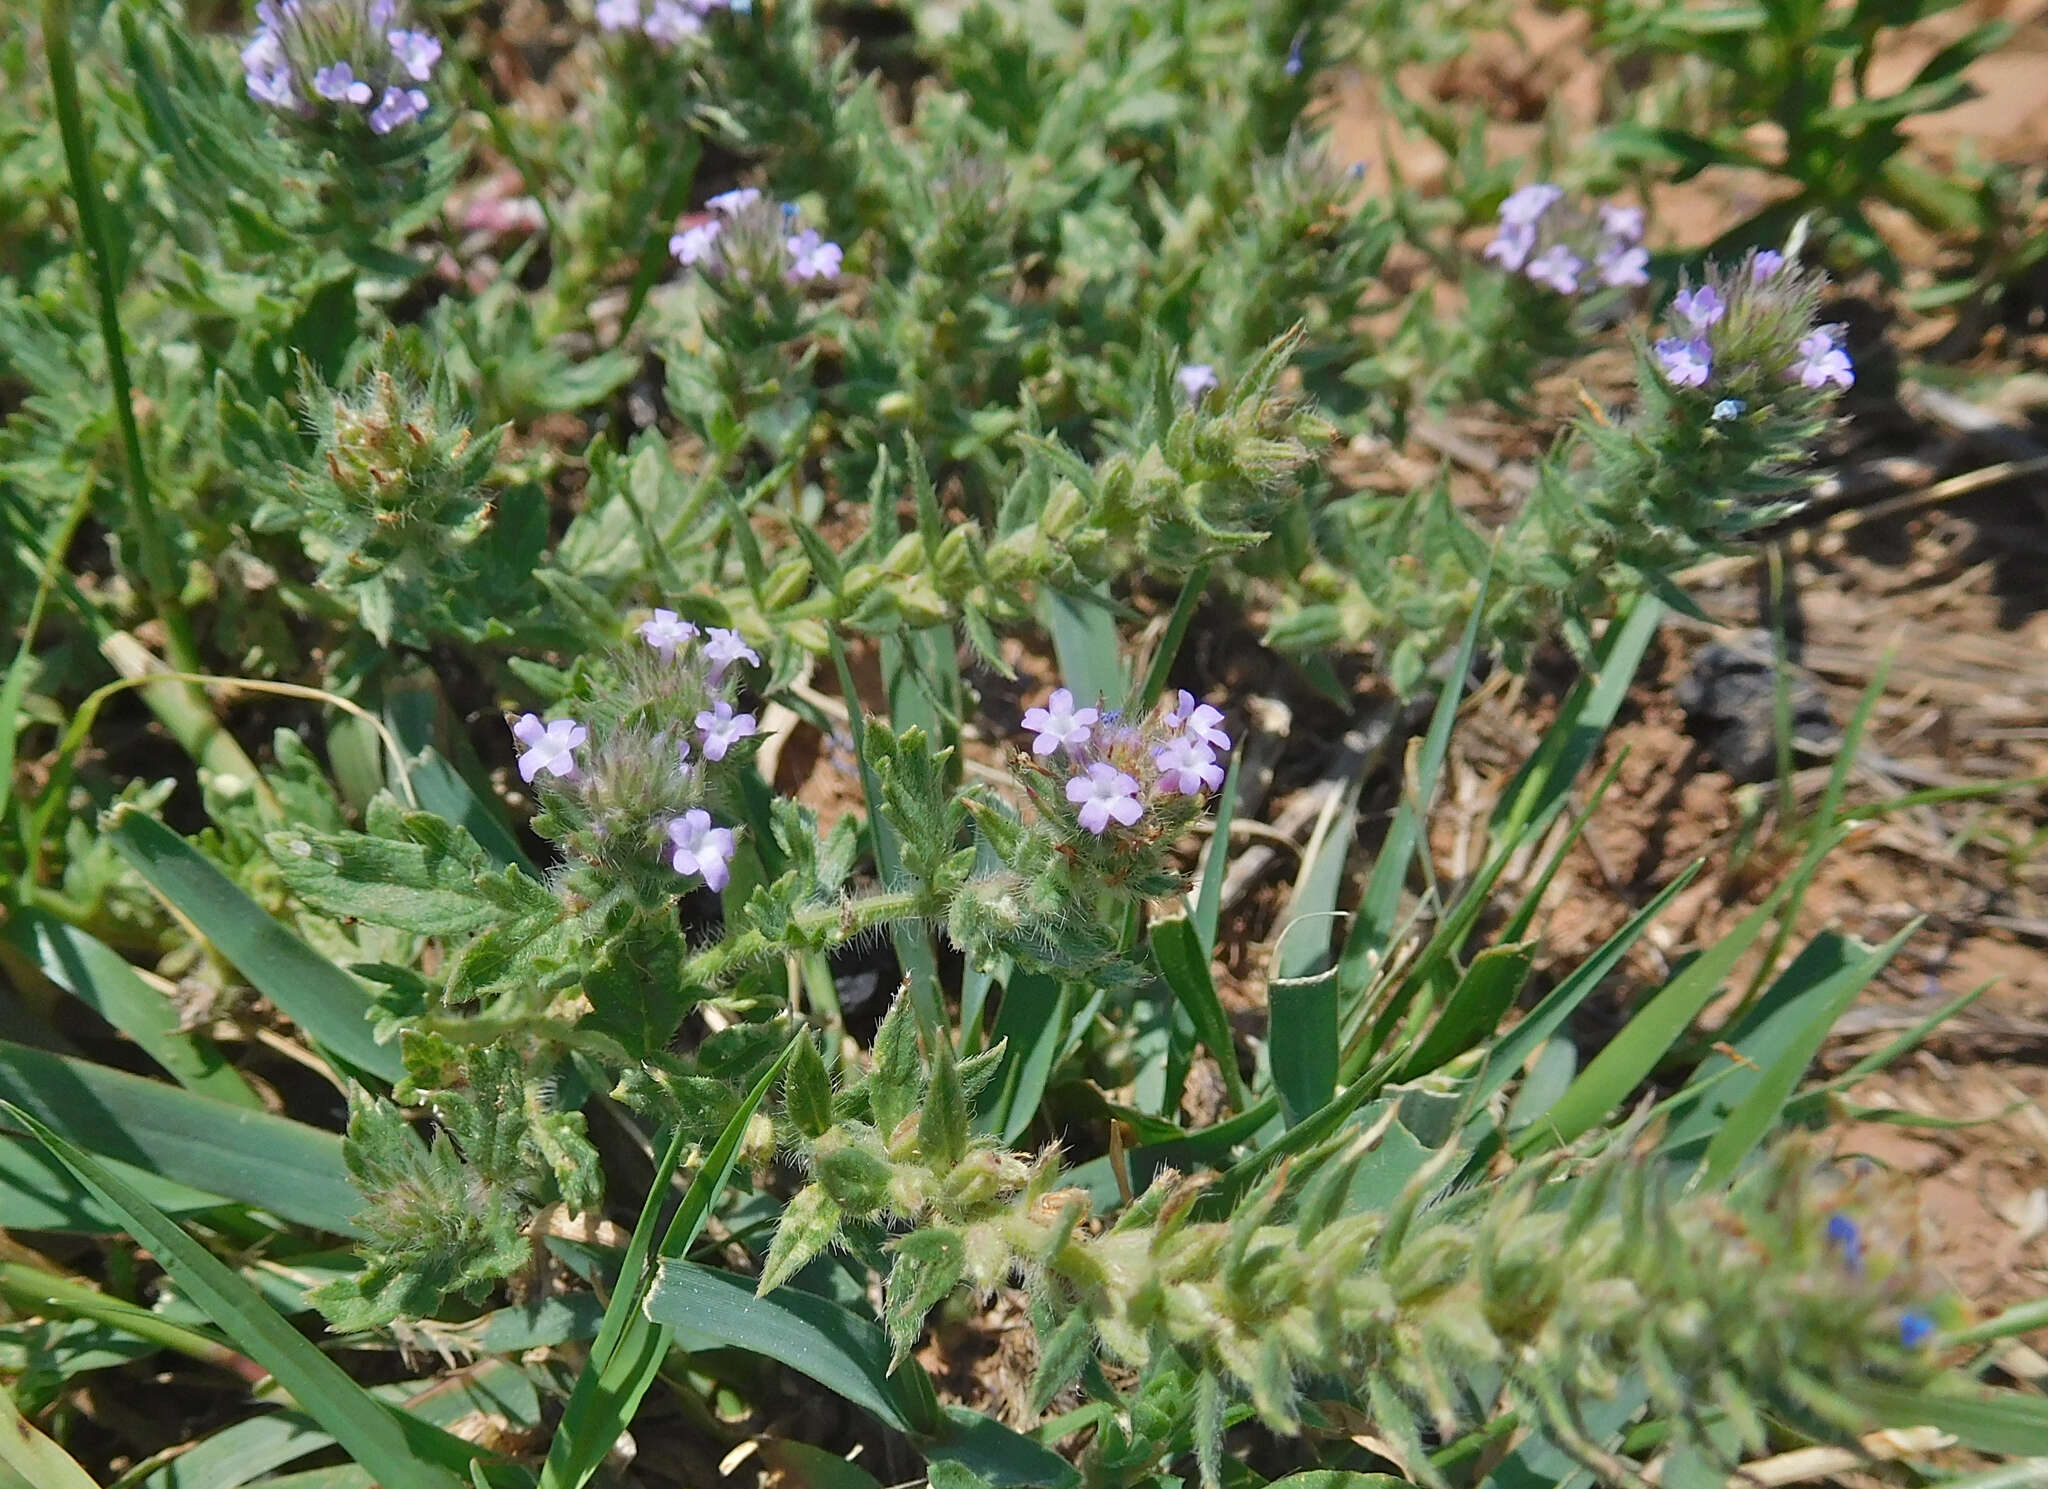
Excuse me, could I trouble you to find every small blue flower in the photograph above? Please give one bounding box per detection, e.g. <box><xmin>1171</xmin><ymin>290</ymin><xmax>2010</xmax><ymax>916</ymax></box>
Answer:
<box><xmin>1899</xmin><ymin>1311</ymin><xmax>1935</xmax><ymax>1349</ymax></box>
<box><xmin>1711</xmin><ymin>398</ymin><xmax>1747</xmax><ymax>422</ymax></box>
<box><xmin>1825</xmin><ymin>1213</ymin><xmax>1865</xmax><ymax>1273</ymax></box>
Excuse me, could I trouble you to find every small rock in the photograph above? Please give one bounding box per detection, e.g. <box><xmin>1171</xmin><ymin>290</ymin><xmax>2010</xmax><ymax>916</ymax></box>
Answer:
<box><xmin>1675</xmin><ymin>630</ymin><xmax>1833</xmax><ymax>783</ymax></box>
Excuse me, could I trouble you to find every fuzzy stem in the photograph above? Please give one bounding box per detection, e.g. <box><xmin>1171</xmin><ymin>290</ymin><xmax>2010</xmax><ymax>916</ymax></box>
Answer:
<box><xmin>682</xmin><ymin>888</ymin><xmax>928</xmax><ymax>987</ymax></box>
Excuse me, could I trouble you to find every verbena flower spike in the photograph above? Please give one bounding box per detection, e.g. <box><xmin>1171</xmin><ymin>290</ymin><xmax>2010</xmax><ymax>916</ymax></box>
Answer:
<box><xmin>242</xmin><ymin>0</ymin><xmax>441</xmax><ymax>135</ymax></box>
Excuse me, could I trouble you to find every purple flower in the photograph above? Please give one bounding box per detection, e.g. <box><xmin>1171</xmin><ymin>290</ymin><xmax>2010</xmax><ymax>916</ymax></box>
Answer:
<box><xmin>666</xmin><ymin>809</ymin><xmax>735</xmax><ymax>891</ymax></box>
<box><xmin>643</xmin><ymin>0</ymin><xmax>704</xmax><ymax>41</ymax></box>
<box><xmin>512</xmin><ymin>713</ymin><xmax>587</xmax><ymax>784</ymax></box>
<box><xmin>703</xmin><ymin>626</ymin><xmax>760</xmax><ymax>677</ymax></box>
<box><xmin>313</xmin><ymin>62</ymin><xmax>372</xmax><ymax>106</ymax></box>
<box><xmin>636</xmin><ymin>608</ymin><xmax>699</xmax><ymax>658</ymax></box>
<box><xmin>1825</xmin><ymin>1214</ymin><xmax>1866</xmax><ymax>1274</ymax></box>
<box><xmin>1499</xmin><ymin>183</ymin><xmax>1563</xmax><ymax>228</ymax></box>
<box><xmin>1597</xmin><ymin>203</ymin><xmax>1644</xmax><ymax>242</ymax></box>
<box><xmin>1751</xmin><ymin>249</ymin><xmax>1785</xmax><ymax>282</ymax></box>
<box><xmin>1672</xmin><ymin>284</ymin><xmax>1725</xmax><ymax>330</ymax></box>
<box><xmin>243</xmin><ymin>28</ymin><xmax>297</xmax><ymax>109</ymax></box>
<box><xmin>1654</xmin><ymin>336</ymin><xmax>1712</xmax><ymax>389</ymax></box>
<box><xmin>671</xmin><ymin>220</ymin><xmax>723</xmax><ymax>267</ymax></box>
<box><xmin>695</xmin><ymin>700</ymin><xmax>758</xmax><ymax>761</ymax></box>
<box><xmin>368</xmin><ymin>86</ymin><xmax>428</xmax><ymax>135</ymax></box>
<box><xmin>1526</xmin><ymin>244</ymin><xmax>1584</xmax><ymax>295</ymax></box>
<box><xmin>707</xmin><ymin>187</ymin><xmax>761</xmax><ymax>215</ymax></box>
<box><xmin>785</xmin><ymin>228</ymin><xmax>843</xmax><ymax>283</ymax></box>
<box><xmin>1176</xmin><ymin>364</ymin><xmax>1220</xmax><ymax>403</ymax></box>
<box><xmin>1596</xmin><ymin>242</ymin><xmax>1650</xmax><ymax>289</ymax></box>
<box><xmin>1165</xmin><ymin>690</ymin><xmax>1231</xmax><ymax>752</ymax></box>
<box><xmin>1022</xmin><ymin>688</ymin><xmax>1098</xmax><ymax>756</ymax></box>
<box><xmin>1284</xmin><ymin>27</ymin><xmax>1306</xmax><ymax>76</ymax></box>
<box><xmin>1066</xmin><ymin>763</ymin><xmax>1144</xmax><ymax>835</ymax></box>
<box><xmin>1792</xmin><ymin>329</ymin><xmax>1854</xmax><ymax>390</ymax></box>
<box><xmin>594</xmin><ymin>0</ymin><xmax>640</xmax><ymax>28</ymax></box>
<box><xmin>386</xmin><ymin>28</ymin><xmax>441</xmax><ymax>81</ymax></box>
<box><xmin>1154</xmin><ymin>737</ymin><xmax>1224</xmax><ymax>796</ymax></box>
<box><xmin>1482</xmin><ymin>222</ymin><xmax>1536</xmax><ymax>273</ymax></box>
<box><xmin>1898</xmin><ymin>1311</ymin><xmax>1935</xmax><ymax>1349</ymax></box>
<box><xmin>676</xmin><ymin>737</ymin><xmax>694</xmax><ymax>775</ymax></box>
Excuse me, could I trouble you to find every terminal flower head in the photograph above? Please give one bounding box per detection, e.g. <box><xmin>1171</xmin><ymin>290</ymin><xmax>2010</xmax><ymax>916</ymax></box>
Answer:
<box><xmin>636</xmin><ymin>608</ymin><xmax>700</xmax><ymax>658</ymax></box>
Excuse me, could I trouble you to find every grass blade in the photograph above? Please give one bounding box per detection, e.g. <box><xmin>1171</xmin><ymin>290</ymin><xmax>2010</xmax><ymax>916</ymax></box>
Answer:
<box><xmin>1390</xmin><ymin>941</ymin><xmax>1535</xmax><ymax>1083</ymax></box>
<box><xmin>538</xmin><ymin>1039</ymin><xmax>796</xmax><ymax>1489</ymax></box>
<box><xmin>0</xmin><ymin>1101</ymin><xmax>472</xmax><ymax>1489</ymax></box>
<box><xmin>1150</xmin><ymin>911</ymin><xmax>1247</xmax><ymax>1111</ymax></box>
<box><xmin>1191</xmin><ymin>744</ymin><xmax>1243</xmax><ymax>952</ymax></box>
<box><xmin>1697</xmin><ymin>922</ymin><xmax>1917</xmax><ymax>1182</ymax></box>
<box><xmin>106</xmin><ymin>809</ymin><xmax>401</xmax><ymax>1083</ymax></box>
<box><xmin>0</xmin><ymin>1040</ymin><xmax>358</xmax><ymax>1233</ymax></box>
<box><xmin>7</xmin><ymin>910</ymin><xmax>261</xmax><ymax>1107</ymax></box>
<box><xmin>0</xmin><ymin>1377</ymin><xmax>101</xmax><ymax>1489</ymax></box>
<box><xmin>1511</xmin><ymin>847</ymin><xmax>1821</xmax><ymax>1155</ymax></box>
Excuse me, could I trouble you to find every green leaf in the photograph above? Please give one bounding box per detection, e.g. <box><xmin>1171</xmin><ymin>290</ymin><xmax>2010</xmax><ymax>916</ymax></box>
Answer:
<box><xmin>758</xmin><ymin>1183</ymin><xmax>843</xmax><ymax>1296</ymax></box>
<box><xmin>7</xmin><ymin>910</ymin><xmax>259</xmax><ymax>1108</ymax></box>
<box><xmin>1268</xmin><ymin>750</ymin><xmax>1369</xmax><ymax>1125</ymax></box>
<box><xmin>1514</xmin><ymin>850</ymin><xmax>1818</xmax><ymax>1155</ymax></box>
<box><xmin>538</xmin><ymin>1039</ymin><xmax>796</xmax><ymax>1489</ymax></box>
<box><xmin>1842</xmin><ymin>1379</ymin><xmax>2048</xmax><ymax>1458</ymax></box>
<box><xmin>975</xmin><ymin>972</ymin><xmax>1066</xmax><ymax>1145</ymax></box>
<box><xmin>647</xmin><ymin>1260</ymin><xmax>936</xmax><ymax>1435</ymax></box>
<box><xmin>1039</xmin><ymin>584</ymin><xmax>1125</xmax><ymax>711</ymax></box>
<box><xmin>918</xmin><ymin>1032</ymin><xmax>969</xmax><ymax>1170</ymax></box>
<box><xmin>785</xmin><ymin>1032</ymin><xmax>836</xmax><ymax>1140</ymax></box>
<box><xmin>0</xmin><ymin>1378</ymin><xmax>99</xmax><ymax>1489</ymax></box>
<box><xmin>0</xmin><ymin>1041</ymin><xmax>359</xmax><ymax>1234</ymax></box>
<box><xmin>1392</xmin><ymin>941</ymin><xmax>1535</xmax><ymax>1083</ymax></box>
<box><xmin>1697</xmin><ymin>925</ymin><xmax>1916</xmax><ymax>1182</ymax></box>
<box><xmin>0</xmin><ymin>1102</ymin><xmax>472</xmax><ymax>1489</ymax></box>
<box><xmin>884</xmin><ymin>1227</ymin><xmax>967</xmax><ymax>1368</ymax></box>
<box><xmin>1473</xmin><ymin>865</ymin><xmax>1700</xmax><ymax>1109</ymax></box>
<box><xmin>108</xmin><ymin>810</ymin><xmax>401</xmax><ymax>1082</ymax></box>
<box><xmin>267</xmin><ymin>816</ymin><xmax>499</xmax><ymax>937</ymax></box>
<box><xmin>1150</xmin><ymin>911</ymin><xmax>1246</xmax><ymax>1111</ymax></box>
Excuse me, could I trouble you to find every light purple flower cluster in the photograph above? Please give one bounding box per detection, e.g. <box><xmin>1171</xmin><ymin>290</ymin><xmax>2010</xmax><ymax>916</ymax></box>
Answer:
<box><xmin>1022</xmin><ymin>687</ymin><xmax>1231</xmax><ymax>837</ymax></box>
<box><xmin>595</xmin><ymin>0</ymin><xmax>731</xmax><ymax>44</ymax></box>
<box><xmin>1650</xmin><ymin>248</ymin><xmax>1856</xmax><ymax>398</ymax></box>
<box><xmin>241</xmin><ymin>0</ymin><xmax>441</xmax><ymax>135</ymax></box>
<box><xmin>1483</xmin><ymin>185</ymin><xmax>1649</xmax><ymax>295</ymax></box>
<box><xmin>1176</xmin><ymin>364</ymin><xmax>1220</xmax><ymax>405</ymax></box>
<box><xmin>669</xmin><ymin>191</ymin><xmax>842</xmax><ymax>285</ymax></box>
<box><xmin>507</xmin><ymin>609</ymin><xmax>761</xmax><ymax>893</ymax></box>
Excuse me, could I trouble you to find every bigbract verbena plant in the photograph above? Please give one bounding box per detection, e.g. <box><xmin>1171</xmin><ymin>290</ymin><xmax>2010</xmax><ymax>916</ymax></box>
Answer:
<box><xmin>1</xmin><ymin>1</ymin><xmax>2042</xmax><ymax>1488</ymax></box>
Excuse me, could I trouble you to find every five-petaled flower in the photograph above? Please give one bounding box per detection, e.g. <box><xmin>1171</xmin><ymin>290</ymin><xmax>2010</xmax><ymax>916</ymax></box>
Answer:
<box><xmin>512</xmin><ymin>714</ymin><xmax>586</xmax><ymax>784</ymax></box>
<box><xmin>1525</xmin><ymin>244</ymin><xmax>1583</xmax><ymax>295</ymax></box>
<box><xmin>1154</xmin><ymin>736</ymin><xmax>1224</xmax><ymax>797</ymax></box>
<box><xmin>666</xmin><ymin>810</ymin><xmax>736</xmax><ymax>891</ymax></box>
<box><xmin>637</xmin><ymin>608</ymin><xmax>699</xmax><ymax>658</ymax></box>
<box><xmin>1165</xmin><ymin>690</ymin><xmax>1231</xmax><ymax>753</ymax></box>
<box><xmin>1022</xmin><ymin>688</ymin><xmax>1098</xmax><ymax>756</ymax></box>
<box><xmin>704</xmin><ymin>627</ymin><xmax>760</xmax><ymax>677</ymax></box>
<box><xmin>708</xmin><ymin>187</ymin><xmax>761</xmax><ymax>214</ymax></box>
<box><xmin>696</xmin><ymin>700</ymin><xmax>758</xmax><ymax>762</ymax></box>
<box><xmin>1067</xmin><ymin>763</ymin><xmax>1144</xmax><ymax>835</ymax></box>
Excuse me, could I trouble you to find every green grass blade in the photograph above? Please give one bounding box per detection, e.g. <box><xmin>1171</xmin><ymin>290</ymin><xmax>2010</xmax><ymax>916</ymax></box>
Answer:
<box><xmin>976</xmin><ymin>973</ymin><xmax>1068</xmax><ymax>1143</ymax></box>
<box><xmin>1345</xmin><ymin>570</ymin><xmax>1488</xmax><ymax>986</ymax></box>
<box><xmin>1268</xmin><ymin>753</ymin><xmax>1371</xmax><ymax>1125</ymax></box>
<box><xmin>7</xmin><ymin>909</ymin><xmax>261</xmax><ymax>1107</ymax></box>
<box><xmin>1390</xmin><ymin>941</ymin><xmax>1535</xmax><ymax>1083</ymax></box>
<box><xmin>0</xmin><ymin>1377</ymin><xmax>101</xmax><ymax>1489</ymax></box>
<box><xmin>1128</xmin><ymin>561</ymin><xmax>1211</xmax><ymax>714</ymax></box>
<box><xmin>1512</xmin><ymin>843</ymin><xmax>1823</xmax><ymax>1155</ymax></box>
<box><xmin>1841</xmin><ymin>1379</ymin><xmax>2048</xmax><ymax>1458</ymax></box>
<box><xmin>0</xmin><ymin>1101</ymin><xmax>472</xmax><ymax>1489</ymax></box>
<box><xmin>1191</xmin><ymin>744</ymin><xmax>1243</xmax><ymax>952</ymax></box>
<box><xmin>538</xmin><ymin>1039</ymin><xmax>796</xmax><ymax>1489</ymax></box>
<box><xmin>106</xmin><ymin>809</ymin><xmax>401</xmax><ymax>1082</ymax></box>
<box><xmin>1150</xmin><ymin>911</ymin><xmax>1247</xmax><ymax>1111</ymax></box>
<box><xmin>1039</xmin><ymin>585</ymin><xmax>1125</xmax><ymax>710</ymax></box>
<box><xmin>0</xmin><ymin>1040</ymin><xmax>358</xmax><ymax>1233</ymax></box>
<box><xmin>0</xmin><ymin>1134</ymin><xmax>226</xmax><ymax>1231</ymax></box>
<box><xmin>644</xmin><ymin>1260</ymin><xmax>936</xmax><ymax>1435</ymax></box>
<box><xmin>1698</xmin><ymin>923</ymin><xmax>1916</xmax><ymax>1182</ymax></box>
